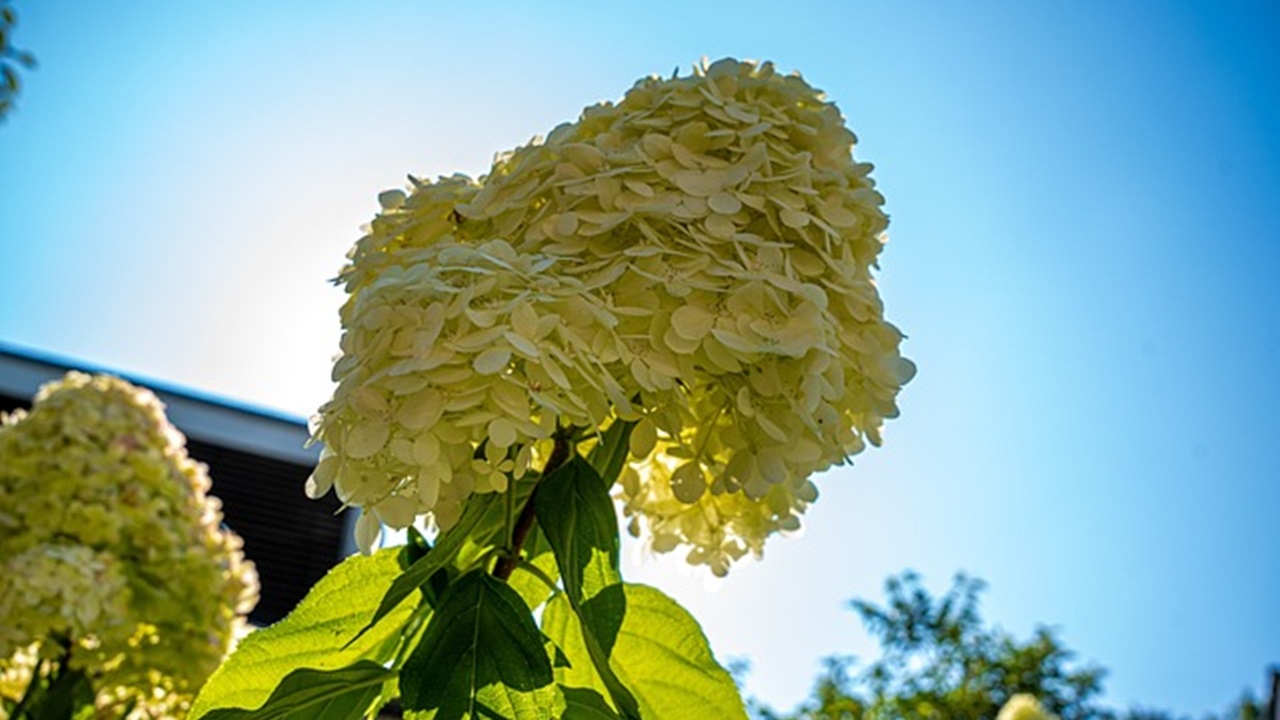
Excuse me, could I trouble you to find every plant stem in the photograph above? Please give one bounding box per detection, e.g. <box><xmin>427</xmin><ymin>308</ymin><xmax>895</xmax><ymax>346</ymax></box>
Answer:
<box><xmin>503</xmin><ymin>475</ymin><xmax>516</xmax><ymax>555</ymax></box>
<box><xmin>492</xmin><ymin>433</ymin><xmax>572</xmax><ymax>581</ymax></box>
<box><xmin>513</xmin><ymin>559</ymin><xmax>561</xmax><ymax>596</ymax></box>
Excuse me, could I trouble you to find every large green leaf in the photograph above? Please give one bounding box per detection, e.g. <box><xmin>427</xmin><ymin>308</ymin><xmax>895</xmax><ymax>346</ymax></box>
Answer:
<box><xmin>534</xmin><ymin>457</ymin><xmax>619</xmax><ymax>606</ymax></box>
<box><xmin>199</xmin><ymin>662</ymin><xmax>394</xmax><ymax>720</ymax></box>
<box><xmin>533</xmin><ymin>458</ymin><xmax>639</xmax><ymax>719</ymax></box>
<box><xmin>356</xmin><ymin>493</ymin><xmax>505</xmax><ymax>643</ymax></box>
<box><xmin>560</xmin><ymin>687</ymin><xmax>621</xmax><ymax>720</ymax></box>
<box><xmin>401</xmin><ymin>570</ymin><xmax>559</xmax><ymax>719</ymax></box>
<box><xmin>190</xmin><ymin>549</ymin><xmax>413</xmax><ymax>718</ymax></box>
<box><xmin>542</xmin><ymin>584</ymin><xmax>748</xmax><ymax>720</ymax></box>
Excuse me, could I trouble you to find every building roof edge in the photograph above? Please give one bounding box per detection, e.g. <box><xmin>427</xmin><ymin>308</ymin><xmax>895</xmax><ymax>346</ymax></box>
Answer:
<box><xmin>0</xmin><ymin>341</ymin><xmax>319</xmax><ymax>465</ymax></box>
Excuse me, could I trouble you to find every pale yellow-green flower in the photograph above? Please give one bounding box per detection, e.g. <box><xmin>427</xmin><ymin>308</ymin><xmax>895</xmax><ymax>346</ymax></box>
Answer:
<box><xmin>311</xmin><ymin>230</ymin><xmax>619</xmax><ymax>544</ymax></box>
<box><xmin>0</xmin><ymin>545</ymin><xmax>131</xmax><ymax>658</ymax></box>
<box><xmin>0</xmin><ymin>372</ymin><xmax>259</xmax><ymax>716</ymax></box>
<box><xmin>0</xmin><ymin>644</ymin><xmax>36</xmax><ymax>708</ymax></box>
<box><xmin>312</xmin><ymin>58</ymin><xmax>913</xmax><ymax>573</ymax></box>
<box><xmin>996</xmin><ymin>694</ymin><xmax>1061</xmax><ymax>720</ymax></box>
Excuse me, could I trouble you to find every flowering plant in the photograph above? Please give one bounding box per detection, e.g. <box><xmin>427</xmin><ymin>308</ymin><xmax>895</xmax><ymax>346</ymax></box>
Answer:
<box><xmin>193</xmin><ymin>58</ymin><xmax>911</xmax><ymax>719</ymax></box>
<box><xmin>998</xmin><ymin>695</ymin><xmax>1062</xmax><ymax>720</ymax></box>
<box><xmin>0</xmin><ymin>372</ymin><xmax>258</xmax><ymax>719</ymax></box>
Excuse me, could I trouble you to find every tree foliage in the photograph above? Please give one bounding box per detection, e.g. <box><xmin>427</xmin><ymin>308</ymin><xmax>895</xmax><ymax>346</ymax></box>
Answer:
<box><xmin>0</xmin><ymin>0</ymin><xmax>36</xmax><ymax>120</ymax></box>
<box><xmin>760</xmin><ymin>572</ymin><xmax>1269</xmax><ymax>720</ymax></box>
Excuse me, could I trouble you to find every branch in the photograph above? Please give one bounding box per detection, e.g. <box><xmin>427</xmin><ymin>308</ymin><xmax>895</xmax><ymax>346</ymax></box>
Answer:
<box><xmin>492</xmin><ymin>433</ymin><xmax>572</xmax><ymax>581</ymax></box>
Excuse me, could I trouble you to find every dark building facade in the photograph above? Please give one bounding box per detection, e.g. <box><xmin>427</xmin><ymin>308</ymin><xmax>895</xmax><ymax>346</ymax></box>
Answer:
<box><xmin>0</xmin><ymin>343</ymin><xmax>351</xmax><ymax>626</ymax></box>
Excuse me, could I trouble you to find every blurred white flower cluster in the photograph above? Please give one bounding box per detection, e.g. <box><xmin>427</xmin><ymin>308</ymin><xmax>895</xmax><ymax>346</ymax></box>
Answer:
<box><xmin>311</xmin><ymin>58</ymin><xmax>913</xmax><ymax>574</ymax></box>
<box><xmin>0</xmin><ymin>372</ymin><xmax>258</xmax><ymax>717</ymax></box>
<box><xmin>997</xmin><ymin>694</ymin><xmax>1062</xmax><ymax>720</ymax></box>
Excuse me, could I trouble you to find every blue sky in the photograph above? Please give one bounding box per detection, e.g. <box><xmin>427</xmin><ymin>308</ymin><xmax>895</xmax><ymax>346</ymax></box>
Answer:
<box><xmin>2</xmin><ymin>1</ymin><xmax>1277</xmax><ymax>715</ymax></box>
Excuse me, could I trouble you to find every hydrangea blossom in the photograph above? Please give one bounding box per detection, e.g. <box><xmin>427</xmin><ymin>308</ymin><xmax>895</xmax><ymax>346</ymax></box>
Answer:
<box><xmin>310</xmin><ymin>179</ymin><xmax>609</xmax><ymax>536</ymax></box>
<box><xmin>997</xmin><ymin>694</ymin><xmax>1061</xmax><ymax>720</ymax></box>
<box><xmin>311</xmin><ymin>58</ymin><xmax>913</xmax><ymax>574</ymax></box>
<box><xmin>0</xmin><ymin>372</ymin><xmax>258</xmax><ymax>716</ymax></box>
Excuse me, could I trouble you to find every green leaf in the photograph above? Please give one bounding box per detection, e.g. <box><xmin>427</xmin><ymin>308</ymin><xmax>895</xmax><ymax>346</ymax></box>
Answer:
<box><xmin>533</xmin><ymin>457</ymin><xmax>639</xmax><ymax>719</ymax></box>
<box><xmin>190</xmin><ymin>549</ymin><xmax>414</xmax><ymax>718</ymax></box>
<box><xmin>199</xmin><ymin>662</ymin><xmax>394</xmax><ymax>720</ymax></box>
<box><xmin>542</xmin><ymin>591</ymin><xmax>637</xmax><ymax>719</ymax></box>
<box><xmin>400</xmin><ymin>526</ymin><xmax>433</xmax><ymax>569</ymax></box>
<box><xmin>560</xmin><ymin>687</ymin><xmax>622</xmax><ymax>720</ymax></box>
<box><xmin>543</xmin><ymin>584</ymin><xmax>748</xmax><ymax>720</ymax></box>
<box><xmin>586</xmin><ymin>420</ymin><xmax>634</xmax><ymax>485</ymax></box>
<box><xmin>534</xmin><ymin>457</ymin><xmax>619</xmax><ymax>606</ymax></box>
<box><xmin>401</xmin><ymin>570</ymin><xmax>559</xmax><ymax>720</ymax></box>
<box><xmin>355</xmin><ymin>493</ymin><xmax>506</xmax><ymax>644</ymax></box>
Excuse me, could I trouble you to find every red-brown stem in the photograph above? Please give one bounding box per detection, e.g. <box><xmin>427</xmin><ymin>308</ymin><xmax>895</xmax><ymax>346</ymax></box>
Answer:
<box><xmin>492</xmin><ymin>434</ymin><xmax>572</xmax><ymax>581</ymax></box>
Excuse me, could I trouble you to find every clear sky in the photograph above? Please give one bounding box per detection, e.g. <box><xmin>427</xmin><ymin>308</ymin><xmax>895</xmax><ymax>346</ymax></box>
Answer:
<box><xmin>2</xmin><ymin>1</ymin><xmax>1277</xmax><ymax>715</ymax></box>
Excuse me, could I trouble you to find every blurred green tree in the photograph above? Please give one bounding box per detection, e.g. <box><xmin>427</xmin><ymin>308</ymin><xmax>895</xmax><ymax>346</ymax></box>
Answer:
<box><xmin>1</xmin><ymin>0</ymin><xmax>36</xmax><ymax>120</ymax></box>
<box><xmin>757</xmin><ymin>572</ymin><xmax>1269</xmax><ymax>720</ymax></box>
<box><xmin>758</xmin><ymin>572</ymin><xmax>1107</xmax><ymax>720</ymax></box>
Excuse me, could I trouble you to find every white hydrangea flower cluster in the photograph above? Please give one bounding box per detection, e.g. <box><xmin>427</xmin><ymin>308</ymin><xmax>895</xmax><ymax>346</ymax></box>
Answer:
<box><xmin>310</xmin><ymin>177</ymin><xmax>620</xmax><ymax>543</ymax></box>
<box><xmin>0</xmin><ymin>644</ymin><xmax>36</xmax><ymax>708</ymax></box>
<box><xmin>0</xmin><ymin>545</ymin><xmax>131</xmax><ymax>653</ymax></box>
<box><xmin>0</xmin><ymin>372</ymin><xmax>259</xmax><ymax>716</ymax></box>
<box><xmin>997</xmin><ymin>694</ymin><xmax>1061</xmax><ymax>720</ymax></box>
<box><xmin>312</xmin><ymin>58</ymin><xmax>913</xmax><ymax>574</ymax></box>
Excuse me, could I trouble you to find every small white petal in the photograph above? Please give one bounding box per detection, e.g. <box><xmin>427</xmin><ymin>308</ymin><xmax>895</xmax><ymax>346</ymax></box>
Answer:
<box><xmin>354</xmin><ymin>511</ymin><xmax>382</xmax><ymax>554</ymax></box>
<box><xmin>671</xmin><ymin>462</ymin><xmax>706</xmax><ymax>503</ymax></box>
<box><xmin>473</xmin><ymin>347</ymin><xmax>512</xmax><ymax>375</ymax></box>
<box><xmin>670</xmin><ymin>305</ymin><xmax>716</xmax><ymax>341</ymax></box>
<box><xmin>629</xmin><ymin>417</ymin><xmax>658</xmax><ymax>459</ymax></box>
<box><xmin>346</xmin><ymin>420</ymin><xmax>390</xmax><ymax>459</ymax></box>
<box><xmin>503</xmin><ymin>330</ymin><xmax>541</xmax><ymax>358</ymax></box>
<box><xmin>418</xmin><ymin>472</ymin><xmax>441</xmax><ymax>508</ymax></box>
<box><xmin>373</xmin><ymin>495</ymin><xmax>417</xmax><ymax>529</ymax></box>
<box><xmin>397</xmin><ymin>389</ymin><xmax>444</xmax><ymax>431</ymax></box>
<box><xmin>305</xmin><ymin>455</ymin><xmax>339</xmax><ymax>499</ymax></box>
<box><xmin>488</xmin><ymin>418</ymin><xmax>517</xmax><ymax>449</ymax></box>
<box><xmin>377</xmin><ymin>189</ymin><xmax>406</xmax><ymax>210</ymax></box>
